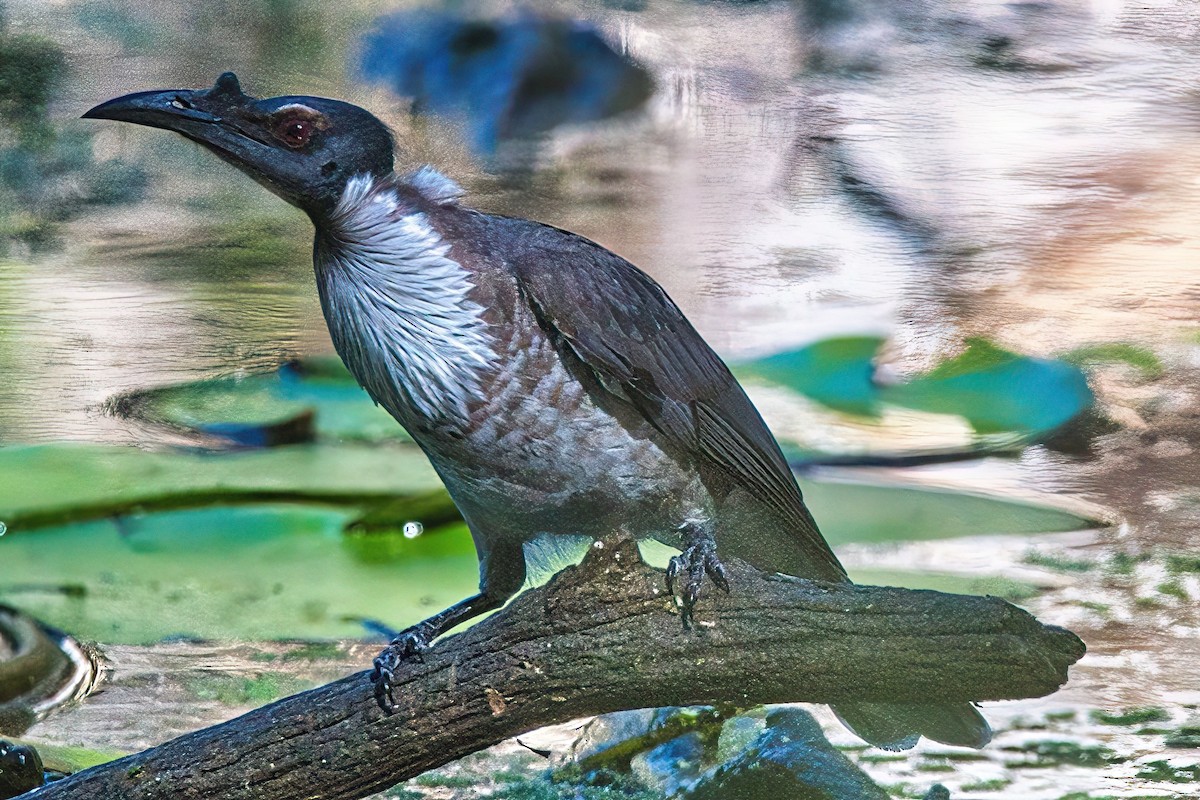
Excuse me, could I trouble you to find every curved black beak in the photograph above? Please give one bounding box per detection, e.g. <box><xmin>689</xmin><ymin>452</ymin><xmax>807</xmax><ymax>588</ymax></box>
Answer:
<box><xmin>82</xmin><ymin>72</ymin><xmax>268</xmax><ymax>164</ymax></box>
<box><xmin>83</xmin><ymin>72</ymin><xmax>250</xmax><ymax>127</ymax></box>
<box><xmin>83</xmin><ymin>88</ymin><xmax>220</xmax><ymax>128</ymax></box>
<box><xmin>82</xmin><ymin>73</ymin><xmax>280</xmax><ymax>187</ymax></box>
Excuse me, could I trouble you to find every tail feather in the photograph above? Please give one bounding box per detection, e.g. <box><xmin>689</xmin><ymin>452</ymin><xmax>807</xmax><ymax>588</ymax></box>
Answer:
<box><xmin>832</xmin><ymin>701</ymin><xmax>992</xmax><ymax>751</ymax></box>
<box><xmin>711</xmin><ymin>493</ymin><xmax>995</xmax><ymax>752</ymax></box>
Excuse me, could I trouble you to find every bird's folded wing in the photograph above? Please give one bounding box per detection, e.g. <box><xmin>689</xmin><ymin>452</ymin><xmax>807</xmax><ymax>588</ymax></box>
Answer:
<box><xmin>508</xmin><ymin>221</ymin><xmax>845</xmax><ymax>580</ymax></box>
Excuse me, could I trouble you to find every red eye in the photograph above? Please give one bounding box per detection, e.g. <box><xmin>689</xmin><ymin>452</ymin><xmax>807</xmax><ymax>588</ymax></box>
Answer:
<box><xmin>275</xmin><ymin>117</ymin><xmax>312</xmax><ymax>148</ymax></box>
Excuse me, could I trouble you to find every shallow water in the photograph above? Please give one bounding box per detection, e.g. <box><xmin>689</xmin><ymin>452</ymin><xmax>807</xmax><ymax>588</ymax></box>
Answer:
<box><xmin>2</xmin><ymin>1</ymin><xmax>1200</xmax><ymax>796</ymax></box>
<box><xmin>2</xmin><ymin>0</ymin><xmax>1199</xmax><ymax>445</ymax></box>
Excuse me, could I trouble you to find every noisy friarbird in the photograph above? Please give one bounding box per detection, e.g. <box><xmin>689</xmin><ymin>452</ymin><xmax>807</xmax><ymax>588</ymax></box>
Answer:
<box><xmin>85</xmin><ymin>73</ymin><xmax>990</xmax><ymax>750</ymax></box>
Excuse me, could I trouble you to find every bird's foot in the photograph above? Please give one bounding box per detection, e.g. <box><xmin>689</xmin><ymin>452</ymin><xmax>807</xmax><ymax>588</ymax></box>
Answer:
<box><xmin>665</xmin><ymin>522</ymin><xmax>730</xmax><ymax>629</ymax></box>
<box><xmin>370</xmin><ymin>624</ymin><xmax>434</xmax><ymax>714</ymax></box>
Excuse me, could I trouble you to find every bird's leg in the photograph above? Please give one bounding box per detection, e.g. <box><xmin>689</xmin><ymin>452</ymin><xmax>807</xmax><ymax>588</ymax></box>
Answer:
<box><xmin>370</xmin><ymin>593</ymin><xmax>503</xmax><ymax>713</ymax></box>
<box><xmin>665</xmin><ymin>520</ymin><xmax>730</xmax><ymax>629</ymax></box>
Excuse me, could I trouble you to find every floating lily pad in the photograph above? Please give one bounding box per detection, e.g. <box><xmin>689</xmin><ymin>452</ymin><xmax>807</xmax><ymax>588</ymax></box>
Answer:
<box><xmin>123</xmin><ymin>336</ymin><xmax>1092</xmax><ymax>459</ymax></box>
<box><xmin>635</xmin><ymin>477</ymin><xmax>1096</xmax><ymax>568</ymax></box>
<box><xmin>795</xmin><ymin>476</ymin><xmax>1098</xmax><ymax>545</ymax></box>
<box><xmin>0</xmin><ymin>443</ymin><xmax>473</xmax><ymax>642</ymax></box>
<box><xmin>884</xmin><ymin>338</ymin><xmax>1093</xmax><ymax>436</ymax></box>
<box><xmin>749</xmin><ymin>385</ymin><xmax>1020</xmax><ymax>466</ymax></box>
<box><xmin>1062</xmin><ymin>342</ymin><xmax>1164</xmax><ymax>380</ymax></box>
<box><xmin>0</xmin><ymin>440</ymin><xmax>1095</xmax><ymax>643</ymax></box>
<box><xmin>738</xmin><ymin>336</ymin><xmax>1094</xmax><ymax>441</ymax></box>
<box><xmin>739</xmin><ymin>336</ymin><xmax>883</xmax><ymax>417</ymax></box>
<box><xmin>0</xmin><ymin>443</ymin><xmax>445</xmax><ymax>531</ymax></box>
<box><xmin>112</xmin><ymin>359</ymin><xmax>407</xmax><ymax>445</ymax></box>
<box><xmin>0</xmin><ymin>505</ymin><xmax>480</xmax><ymax>643</ymax></box>
<box><xmin>846</xmin><ymin>569</ymin><xmax>1039</xmax><ymax>602</ymax></box>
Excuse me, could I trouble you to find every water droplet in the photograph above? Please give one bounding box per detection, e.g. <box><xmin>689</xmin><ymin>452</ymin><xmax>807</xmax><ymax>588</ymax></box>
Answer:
<box><xmin>0</xmin><ymin>521</ymin><xmax>6</xmax><ymax>536</ymax></box>
<box><xmin>402</xmin><ymin>521</ymin><xmax>423</xmax><ymax>539</ymax></box>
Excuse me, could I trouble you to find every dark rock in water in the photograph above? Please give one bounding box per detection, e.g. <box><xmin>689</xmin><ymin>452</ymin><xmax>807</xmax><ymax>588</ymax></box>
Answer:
<box><xmin>630</xmin><ymin>731</ymin><xmax>708</xmax><ymax>796</ymax></box>
<box><xmin>923</xmin><ymin>784</ymin><xmax>951</xmax><ymax>800</ymax></box>
<box><xmin>1038</xmin><ymin>407</ymin><xmax>1120</xmax><ymax>457</ymax></box>
<box><xmin>567</xmin><ymin>707</ymin><xmax>722</xmax><ymax>795</ymax></box>
<box><xmin>715</xmin><ymin>713</ymin><xmax>766</xmax><ymax>764</ymax></box>
<box><xmin>0</xmin><ymin>740</ymin><xmax>44</xmax><ymax>799</ymax></box>
<box><xmin>0</xmin><ymin>606</ymin><xmax>96</xmax><ymax>729</ymax></box>
<box><xmin>570</xmin><ymin>708</ymin><xmax>660</xmax><ymax>766</ymax></box>
<box><xmin>359</xmin><ymin>9</ymin><xmax>653</xmax><ymax>156</ymax></box>
<box><xmin>680</xmin><ymin>707</ymin><xmax>890</xmax><ymax>800</ymax></box>
<box><xmin>568</xmin><ymin>707</ymin><xmax>942</xmax><ymax>799</ymax></box>
<box><xmin>570</xmin><ymin>706</ymin><xmax>726</xmax><ymax>777</ymax></box>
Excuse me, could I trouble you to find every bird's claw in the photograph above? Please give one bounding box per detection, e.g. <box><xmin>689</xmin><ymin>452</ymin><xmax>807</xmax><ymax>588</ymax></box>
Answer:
<box><xmin>369</xmin><ymin>627</ymin><xmax>432</xmax><ymax>714</ymax></box>
<box><xmin>665</xmin><ymin>525</ymin><xmax>731</xmax><ymax>630</ymax></box>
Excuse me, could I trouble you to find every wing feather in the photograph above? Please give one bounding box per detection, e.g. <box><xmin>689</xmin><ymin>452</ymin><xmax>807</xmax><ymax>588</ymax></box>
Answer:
<box><xmin>504</xmin><ymin>219</ymin><xmax>845</xmax><ymax>580</ymax></box>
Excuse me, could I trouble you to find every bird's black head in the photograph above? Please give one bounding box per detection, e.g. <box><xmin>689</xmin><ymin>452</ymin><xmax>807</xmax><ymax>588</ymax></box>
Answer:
<box><xmin>83</xmin><ymin>73</ymin><xmax>394</xmax><ymax>220</ymax></box>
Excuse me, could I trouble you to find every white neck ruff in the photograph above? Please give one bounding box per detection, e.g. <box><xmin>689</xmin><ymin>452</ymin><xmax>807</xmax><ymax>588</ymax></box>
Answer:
<box><xmin>316</xmin><ymin>172</ymin><xmax>492</xmax><ymax>424</ymax></box>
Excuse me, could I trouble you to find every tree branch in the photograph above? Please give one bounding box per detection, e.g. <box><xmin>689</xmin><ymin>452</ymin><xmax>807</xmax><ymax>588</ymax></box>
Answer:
<box><xmin>22</xmin><ymin>539</ymin><xmax>1084</xmax><ymax>800</ymax></box>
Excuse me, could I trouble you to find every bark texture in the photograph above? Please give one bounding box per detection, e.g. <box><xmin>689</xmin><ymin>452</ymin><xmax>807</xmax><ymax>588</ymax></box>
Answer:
<box><xmin>22</xmin><ymin>539</ymin><xmax>1084</xmax><ymax>800</ymax></box>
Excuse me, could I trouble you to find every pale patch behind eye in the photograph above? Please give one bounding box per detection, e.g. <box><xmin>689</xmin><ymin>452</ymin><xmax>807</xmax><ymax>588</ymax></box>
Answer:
<box><xmin>272</xmin><ymin>103</ymin><xmax>331</xmax><ymax>129</ymax></box>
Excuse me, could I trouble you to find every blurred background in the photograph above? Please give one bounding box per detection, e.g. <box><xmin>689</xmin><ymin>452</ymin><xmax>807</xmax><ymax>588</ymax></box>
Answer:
<box><xmin>1</xmin><ymin>0</ymin><xmax>1199</xmax><ymax>798</ymax></box>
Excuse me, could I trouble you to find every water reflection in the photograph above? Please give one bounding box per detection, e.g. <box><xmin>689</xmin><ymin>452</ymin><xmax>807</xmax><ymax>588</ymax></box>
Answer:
<box><xmin>360</xmin><ymin>8</ymin><xmax>653</xmax><ymax>159</ymax></box>
<box><xmin>0</xmin><ymin>231</ymin><xmax>322</xmax><ymax>442</ymax></box>
<box><xmin>0</xmin><ymin>1</ymin><xmax>1198</xmax><ymax>477</ymax></box>
<box><xmin>2</xmin><ymin>3</ymin><xmax>1199</xmax><ymax>793</ymax></box>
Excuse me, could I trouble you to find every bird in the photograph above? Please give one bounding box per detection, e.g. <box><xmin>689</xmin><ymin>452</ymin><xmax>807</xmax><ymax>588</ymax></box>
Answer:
<box><xmin>84</xmin><ymin>72</ymin><xmax>990</xmax><ymax>751</ymax></box>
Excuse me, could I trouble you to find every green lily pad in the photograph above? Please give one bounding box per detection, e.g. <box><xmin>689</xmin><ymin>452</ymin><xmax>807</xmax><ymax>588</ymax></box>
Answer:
<box><xmin>796</xmin><ymin>476</ymin><xmax>1097</xmax><ymax>545</ymax></box>
<box><xmin>0</xmin><ymin>442</ymin><xmax>445</xmax><ymax>531</ymax></box>
<box><xmin>122</xmin><ymin>336</ymin><xmax>1093</xmax><ymax>458</ymax></box>
<box><xmin>0</xmin><ymin>442</ymin><xmax>473</xmax><ymax>642</ymax></box>
<box><xmin>738</xmin><ymin>336</ymin><xmax>1093</xmax><ymax>440</ymax></box>
<box><xmin>112</xmin><ymin>358</ymin><xmax>407</xmax><ymax>445</ymax></box>
<box><xmin>0</xmin><ymin>440</ymin><xmax>1097</xmax><ymax>643</ymax></box>
<box><xmin>0</xmin><ymin>505</ymin><xmax>480</xmax><ymax>643</ymax></box>
<box><xmin>0</xmin><ymin>443</ymin><xmax>1093</xmax><ymax>552</ymax></box>
<box><xmin>738</xmin><ymin>336</ymin><xmax>883</xmax><ymax>417</ymax></box>
<box><xmin>763</xmin><ymin>395</ymin><xmax>1018</xmax><ymax>466</ymax></box>
<box><xmin>0</xmin><ymin>485</ymin><xmax>1067</xmax><ymax>644</ymax></box>
<box><xmin>637</xmin><ymin>475</ymin><xmax>1094</xmax><ymax>557</ymax></box>
<box><xmin>846</xmin><ymin>569</ymin><xmax>1040</xmax><ymax>602</ymax></box>
<box><xmin>883</xmin><ymin>338</ymin><xmax>1094</xmax><ymax>435</ymax></box>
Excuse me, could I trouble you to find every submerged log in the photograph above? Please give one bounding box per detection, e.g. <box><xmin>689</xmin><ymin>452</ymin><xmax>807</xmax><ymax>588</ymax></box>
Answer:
<box><xmin>22</xmin><ymin>538</ymin><xmax>1084</xmax><ymax>800</ymax></box>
